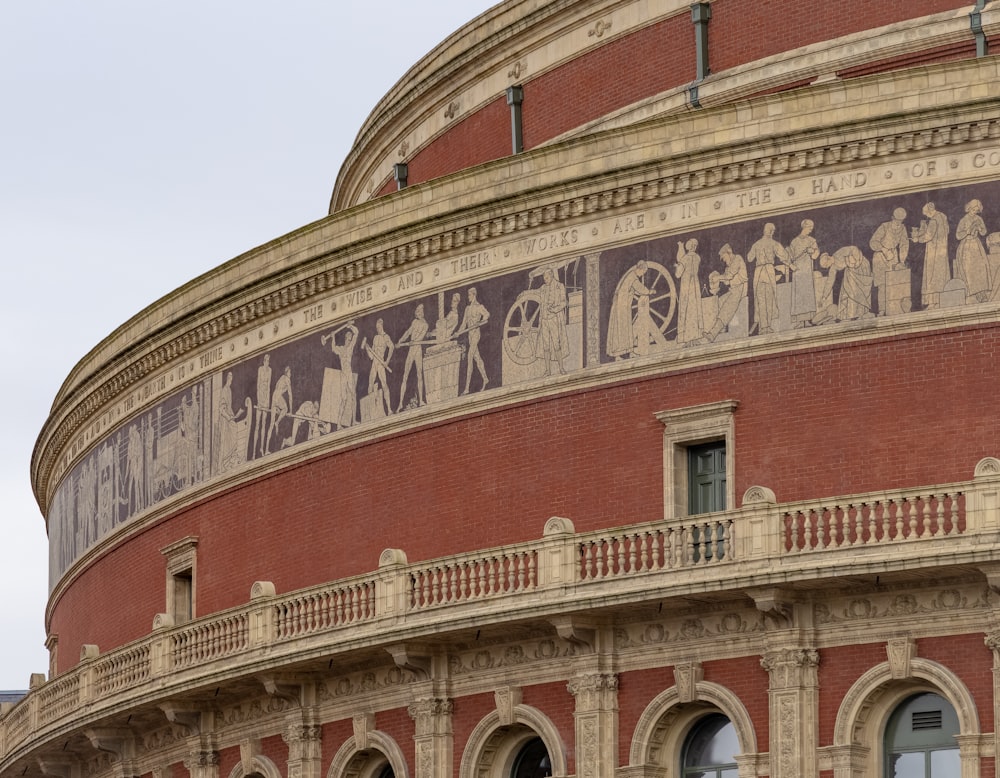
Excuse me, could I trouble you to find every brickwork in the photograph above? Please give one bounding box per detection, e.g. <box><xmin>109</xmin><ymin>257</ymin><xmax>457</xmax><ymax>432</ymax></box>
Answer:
<box><xmin>47</xmin><ymin>324</ymin><xmax>1000</xmax><ymax>669</ymax></box>
<box><xmin>817</xmin><ymin>641</ymin><xmax>893</xmax><ymax>745</ymax></box>
<box><xmin>709</xmin><ymin>0</ymin><xmax>969</xmax><ymax>72</ymax></box>
<box><xmin>520</xmin><ymin>17</ymin><xmax>691</xmax><ymax>150</ymax></box>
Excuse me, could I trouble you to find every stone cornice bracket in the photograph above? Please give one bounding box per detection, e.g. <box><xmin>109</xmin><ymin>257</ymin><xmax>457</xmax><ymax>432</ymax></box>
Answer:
<box><xmin>748</xmin><ymin>587</ymin><xmax>795</xmax><ymax>629</ymax></box>
<box><xmin>386</xmin><ymin>643</ymin><xmax>434</xmax><ymax>680</ymax></box>
<box><xmin>258</xmin><ymin>674</ymin><xmax>315</xmax><ymax>706</ymax></box>
<box><xmin>159</xmin><ymin>703</ymin><xmax>207</xmax><ymax>738</ymax></box>
<box><xmin>886</xmin><ymin>635</ymin><xmax>917</xmax><ymax>679</ymax></box>
<box><xmin>37</xmin><ymin>758</ymin><xmax>79</xmax><ymax>778</ymax></box>
<box><xmin>549</xmin><ymin>615</ymin><xmax>596</xmax><ymax>652</ymax></box>
<box><xmin>85</xmin><ymin>727</ymin><xmax>142</xmax><ymax>778</ymax></box>
<box><xmin>977</xmin><ymin>562</ymin><xmax>1000</xmax><ymax>597</ymax></box>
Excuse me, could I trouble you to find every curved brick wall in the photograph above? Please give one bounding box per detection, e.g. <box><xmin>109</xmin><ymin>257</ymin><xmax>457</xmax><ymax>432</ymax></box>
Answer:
<box><xmin>353</xmin><ymin>0</ymin><xmax>975</xmax><ymax>200</ymax></box>
<box><xmin>46</xmin><ymin>324</ymin><xmax>999</xmax><ymax>672</ymax></box>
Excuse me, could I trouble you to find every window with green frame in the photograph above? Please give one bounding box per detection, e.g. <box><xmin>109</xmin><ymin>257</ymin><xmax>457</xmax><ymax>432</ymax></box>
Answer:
<box><xmin>688</xmin><ymin>441</ymin><xmax>726</xmax><ymax>515</ymax></box>
<box><xmin>884</xmin><ymin>692</ymin><xmax>960</xmax><ymax>777</ymax></box>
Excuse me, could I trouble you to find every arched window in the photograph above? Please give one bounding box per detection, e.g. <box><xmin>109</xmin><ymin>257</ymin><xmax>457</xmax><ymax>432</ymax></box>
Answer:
<box><xmin>376</xmin><ymin>766</ymin><xmax>395</xmax><ymax>778</ymax></box>
<box><xmin>682</xmin><ymin>713</ymin><xmax>739</xmax><ymax>778</ymax></box>
<box><xmin>511</xmin><ymin>737</ymin><xmax>552</xmax><ymax>778</ymax></box>
<box><xmin>884</xmin><ymin>692</ymin><xmax>960</xmax><ymax>777</ymax></box>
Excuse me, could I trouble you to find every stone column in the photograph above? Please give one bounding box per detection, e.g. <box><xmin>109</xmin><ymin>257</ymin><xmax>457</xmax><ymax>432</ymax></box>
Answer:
<box><xmin>283</xmin><ymin>713</ymin><xmax>322</xmax><ymax>778</ymax></box>
<box><xmin>760</xmin><ymin>648</ymin><xmax>819</xmax><ymax>778</ymax></box>
<box><xmin>407</xmin><ymin>698</ymin><xmax>453</xmax><ymax>778</ymax></box>
<box><xmin>567</xmin><ymin>673</ymin><xmax>619</xmax><ymax>778</ymax></box>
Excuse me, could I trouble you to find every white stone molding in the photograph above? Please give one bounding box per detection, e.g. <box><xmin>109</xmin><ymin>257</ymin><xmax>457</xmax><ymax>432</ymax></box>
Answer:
<box><xmin>832</xmin><ymin>656</ymin><xmax>981</xmax><ymax>778</ymax></box>
<box><xmin>326</xmin><ymin>731</ymin><xmax>409</xmax><ymax>778</ymax></box>
<box><xmin>226</xmin><ymin>754</ymin><xmax>281</xmax><ymax>778</ymax></box>
<box><xmin>655</xmin><ymin>400</ymin><xmax>738</xmax><ymax>520</ymax></box>
<box><xmin>627</xmin><ymin>680</ymin><xmax>758</xmax><ymax>775</ymax></box>
<box><xmin>458</xmin><ymin>704</ymin><xmax>567</xmax><ymax>778</ymax></box>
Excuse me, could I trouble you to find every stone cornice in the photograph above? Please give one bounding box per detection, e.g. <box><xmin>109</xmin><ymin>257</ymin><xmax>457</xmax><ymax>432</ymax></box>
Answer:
<box><xmin>31</xmin><ymin>56</ymin><xmax>1000</xmax><ymax>514</ymax></box>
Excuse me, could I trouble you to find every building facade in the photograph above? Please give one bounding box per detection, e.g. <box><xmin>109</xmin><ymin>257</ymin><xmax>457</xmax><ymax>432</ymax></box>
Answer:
<box><xmin>8</xmin><ymin>1</ymin><xmax>1000</xmax><ymax>777</ymax></box>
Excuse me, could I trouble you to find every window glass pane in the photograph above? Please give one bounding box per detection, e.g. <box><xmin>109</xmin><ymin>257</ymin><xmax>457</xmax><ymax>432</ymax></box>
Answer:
<box><xmin>684</xmin><ymin>714</ymin><xmax>738</xmax><ymax>767</ymax></box>
<box><xmin>512</xmin><ymin>737</ymin><xmax>552</xmax><ymax>778</ymax></box>
<box><xmin>890</xmin><ymin>751</ymin><xmax>924</xmax><ymax>777</ymax></box>
<box><xmin>930</xmin><ymin>748</ymin><xmax>960</xmax><ymax>778</ymax></box>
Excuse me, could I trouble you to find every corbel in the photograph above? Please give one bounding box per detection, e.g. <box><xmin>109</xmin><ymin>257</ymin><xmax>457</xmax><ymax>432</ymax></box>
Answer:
<box><xmin>549</xmin><ymin>615</ymin><xmax>596</xmax><ymax>652</ymax></box>
<box><xmin>748</xmin><ymin>587</ymin><xmax>795</xmax><ymax>629</ymax></box>
<box><xmin>386</xmin><ymin>643</ymin><xmax>433</xmax><ymax>680</ymax></box>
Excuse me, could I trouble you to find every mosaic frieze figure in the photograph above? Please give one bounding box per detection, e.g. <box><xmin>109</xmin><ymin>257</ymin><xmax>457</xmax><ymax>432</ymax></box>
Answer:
<box><xmin>48</xmin><ymin>180</ymin><xmax>1000</xmax><ymax>585</ymax></box>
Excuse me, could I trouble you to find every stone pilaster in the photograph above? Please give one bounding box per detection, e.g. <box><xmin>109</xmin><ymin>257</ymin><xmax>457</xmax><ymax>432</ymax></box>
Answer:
<box><xmin>407</xmin><ymin>698</ymin><xmax>453</xmax><ymax>778</ymax></box>
<box><xmin>283</xmin><ymin>712</ymin><xmax>322</xmax><ymax>778</ymax></box>
<box><xmin>760</xmin><ymin>647</ymin><xmax>819</xmax><ymax>778</ymax></box>
<box><xmin>985</xmin><ymin>630</ymin><xmax>1000</xmax><ymax>778</ymax></box>
<box><xmin>567</xmin><ymin>673</ymin><xmax>619</xmax><ymax>778</ymax></box>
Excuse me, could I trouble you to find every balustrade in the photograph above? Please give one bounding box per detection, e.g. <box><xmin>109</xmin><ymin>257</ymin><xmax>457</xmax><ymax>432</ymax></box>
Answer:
<box><xmin>3</xmin><ymin>469</ymin><xmax>996</xmax><ymax>764</ymax></box>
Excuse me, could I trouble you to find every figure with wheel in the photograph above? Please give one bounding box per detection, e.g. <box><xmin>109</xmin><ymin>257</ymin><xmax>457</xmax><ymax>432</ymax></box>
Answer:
<box><xmin>607</xmin><ymin>260</ymin><xmax>673</xmax><ymax>359</ymax></box>
<box><xmin>534</xmin><ymin>267</ymin><xmax>569</xmax><ymax>375</ymax></box>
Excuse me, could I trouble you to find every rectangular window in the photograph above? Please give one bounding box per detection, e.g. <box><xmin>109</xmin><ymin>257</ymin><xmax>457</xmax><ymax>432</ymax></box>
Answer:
<box><xmin>161</xmin><ymin>536</ymin><xmax>198</xmax><ymax>624</ymax></box>
<box><xmin>656</xmin><ymin>400</ymin><xmax>737</xmax><ymax>520</ymax></box>
<box><xmin>688</xmin><ymin>441</ymin><xmax>726</xmax><ymax>515</ymax></box>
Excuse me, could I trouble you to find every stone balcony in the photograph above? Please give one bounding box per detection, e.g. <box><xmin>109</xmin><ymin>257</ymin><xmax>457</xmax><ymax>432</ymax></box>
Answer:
<box><xmin>4</xmin><ymin>459</ymin><xmax>1000</xmax><ymax>769</ymax></box>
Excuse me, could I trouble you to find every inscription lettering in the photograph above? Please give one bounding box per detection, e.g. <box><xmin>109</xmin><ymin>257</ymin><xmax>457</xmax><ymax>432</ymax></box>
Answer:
<box><xmin>346</xmin><ymin>286</ymin><xmax>374</xmax><ymax>308</ymax></box>
<box><xmin>612</xmin><ymin>215</ymin><xmax>645</xmax><ymax>234</ymax></box>
<box><xmin>523</xmin><ymin>229</ymin><xmax>579</xmax><ymax>254</ymax></box>
<box><xmin>397</xmin><ymin>270</ymin><xmax>424</xmax><ymax>291</ymax></box>
<box><xmin>302</xmin><ymin>303</ymin><xmax>324</xmax><ymax>324</ymax></box>
<box><xmin>974</xmin><ymin>151</ymin><xmax>1000</xmax><ymax>168</ymax></box>
<box><xmin>451</xmin><ymin>250</ymin><xmax>494</xmax><ymax>274</ymax></box>
<box><xmin>681</xmin><ymin>202</ymin><xmax>699</xmax><ymax>219</ymax></box>
<box><xmin>811</xmin><ymin>172</ymin><xmax>868</xmax><ymax>195</ymax></box>
<box><xmin>199</xmin><ymin>347</ymin><xmax>224</xmax><ymax>370</ymax></box>
<box><xmin>907</xmin><ymin>161</ymin><xmax>938</xmax><ymax>178</ymax></box>
<box><xmin>736</xmin><ymin>186</ymin><xmax>772</xmax><ymax>208</ymax></box>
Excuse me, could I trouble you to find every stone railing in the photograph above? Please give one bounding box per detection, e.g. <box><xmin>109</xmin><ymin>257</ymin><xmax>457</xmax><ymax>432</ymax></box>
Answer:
<box><xmin>4</xmin><ymin>459</ymin><xmax>1000</xmax><ymax>765</ymax></box>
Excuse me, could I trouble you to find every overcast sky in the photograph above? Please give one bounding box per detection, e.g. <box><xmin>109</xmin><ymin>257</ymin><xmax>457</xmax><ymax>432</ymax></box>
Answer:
<box><xmin>0</xmin><ymin>0</ymin><xmax>499</xmax><ymax>690</ymax></box>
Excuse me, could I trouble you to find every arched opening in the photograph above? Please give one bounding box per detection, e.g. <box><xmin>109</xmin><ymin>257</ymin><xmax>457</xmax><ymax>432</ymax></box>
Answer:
<box><xmin>681</xmin><ymin>713</ymin><xmax>739</xmax><ymax>777</ymax></box>
<box><xmin>511</xmin><ymin>736</ymin><xmax>552</xmax><ymax>778</ymax></box>
<box><xmin>884</xmin><ymin>692</ymin><xmax>960</xmax><ymax>777</ymax></box>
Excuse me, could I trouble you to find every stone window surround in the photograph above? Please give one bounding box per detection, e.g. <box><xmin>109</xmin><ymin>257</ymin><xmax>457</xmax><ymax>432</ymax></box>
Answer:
<box><xmin>656</xmin><ymin>400</ymin><xmax>738</xmax><ymax>521</ymax></box>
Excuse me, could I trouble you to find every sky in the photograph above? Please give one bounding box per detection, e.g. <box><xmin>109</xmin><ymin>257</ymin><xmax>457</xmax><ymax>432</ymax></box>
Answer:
<box><xmin>0</xmin><ymin>0</ymin><xmax>499</xmax><ymax>690</ymax></box>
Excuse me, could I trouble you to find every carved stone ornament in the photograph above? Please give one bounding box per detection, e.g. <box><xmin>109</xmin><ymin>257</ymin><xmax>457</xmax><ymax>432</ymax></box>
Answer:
<box><xmin>588</xmin><ymin>19</ymin><xmax>613</xmax><ymax>38</ymax></box>
<box><xmin>674</xmin><ymin>661</ymin><xmax>704</xmax><ymax>703</ymax></box>
<box><xmin>742</xmin><ymin>485</ymin><xmax>776</xmax><ymax>505</ymax></box>
<box><xmin>760</xmin><ymin>648</ymin><xmax>820</xmax><ymax>688</ymax></box>
<box><xmin>378</xmin><ymin>548</ymin><xmax>408</xmax><ymax>567</ymax></box>
<box><xmin>239</xmin><ymin>739</ymin><xmax>260</xmax><ymax>775</ymax></box>
<box><xmin>543</xmin><ymin>516</ymin><xmax>575</xmax><ymax>536</ymax></box>
<box><xmin>407</xmin><ymin>698</ymin><xmax>454</xmax><ymax>736</ymax></box>
<box><xmin>495</xmin><ymin>686</ymin><xmax>523</xmax><ymax>726</ymax></box>
<box><xmin>887</xmin><ymin>635</ymin><xmax>917</xmax><ymax>679</ymax></box>
<box><xmin>250</xmin><ymin>581</ymin><xmax>276</xmax><ymax>600</ymax></box>
<box><xmin>974</xmin><ymin>456</ymin><xmax>1000</xmax><ymax>478</ymax></box>
<box><xmin>352</xmin><ymin>712</ymin><xmax>375</xmax><ymax>750</ymax></box>
<box><xmin>566</xmin><ymin>673</ymin><xmax>618</xmax><ymax>709</ymax></box>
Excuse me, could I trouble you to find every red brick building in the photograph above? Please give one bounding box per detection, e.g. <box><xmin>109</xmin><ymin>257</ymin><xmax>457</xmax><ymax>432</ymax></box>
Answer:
<box><xmin>9</xmin><ymin>2</ymin><xmax>1000</xmax><ymax>777</ymax></box>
